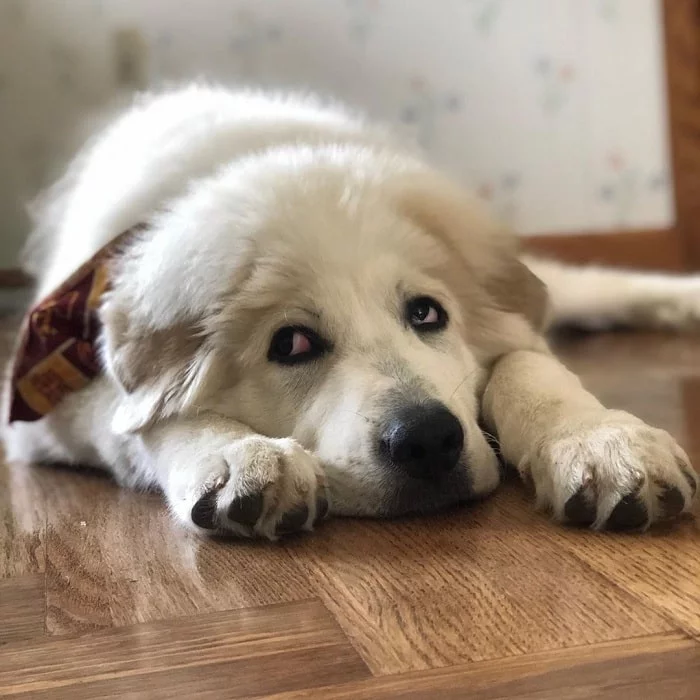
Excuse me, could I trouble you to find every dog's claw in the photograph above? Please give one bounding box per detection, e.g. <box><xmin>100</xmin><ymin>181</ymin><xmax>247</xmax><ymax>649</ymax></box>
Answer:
<box><xmin>315</xmin><ymin>494</ymin><xmax>329</xmax><ymax>523</ymax></box>
<box><xmin>191</xmin><ymin>490</ymin><xmax>219</xmax><ymax>529</ymax></box>
<box><xmin>228</xmin><ymin>492</ymin><xmax>264</xmax><ymax>526</ymax></box>
<box><xmin>276</xmin><ymin>505</ymin><xmax>309</xmax><ymax>535</ymax></box>
<box><xmin>564</xmin><ymin>486</ymin><xmax>596</xmax><ymax>526</ymax></box>
<box><xmin>605</xmin><ymin>493</ymin><xmax>649</xmax><ymax>531</ymax></box>
<box><xmin>657</xmin><ymin>482</ymin><xmax>685</xmax><ymax>519</ymax></box>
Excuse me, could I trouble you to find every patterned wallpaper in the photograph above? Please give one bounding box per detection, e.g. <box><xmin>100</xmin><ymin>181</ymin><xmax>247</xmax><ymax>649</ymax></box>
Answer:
<box><xmin>0</xmin><ymin>0</ymin><xmax>673</xmax><ymax>267</ymax></box>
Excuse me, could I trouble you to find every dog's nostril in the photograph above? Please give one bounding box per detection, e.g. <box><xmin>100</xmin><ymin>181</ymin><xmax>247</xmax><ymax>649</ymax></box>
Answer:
<box><xmin>442</xmin><ymin>434</ymin><xmax>459</xmax><ymax>452</ymax></box>
<box><xmin>380</xmin><ymin>401</ymin><xmax>465</xmax><ymax>481</ymax></box>
<box><xmin>410</xmin><ymin>444</ymin><xmax>426</xmax><ymax>460</ymax></box>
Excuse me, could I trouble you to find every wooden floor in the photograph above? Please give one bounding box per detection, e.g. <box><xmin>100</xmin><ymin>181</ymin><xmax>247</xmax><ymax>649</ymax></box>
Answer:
<box><xmin>2</xmin><ymin>329</ymin><xmax>700</xmax><ymax>698</ymax></box>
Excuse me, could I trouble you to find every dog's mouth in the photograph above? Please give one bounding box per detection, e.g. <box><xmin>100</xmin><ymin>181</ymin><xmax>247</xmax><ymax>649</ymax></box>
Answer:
<box><xmin>383</xmin><ymin>465</ymin><xmax>476</xmax><ymax>517</ymax></box>
<box><xmin>325</xmin><ymin>461</ymin><xmax>477</xmax><ymax>519</ymax></box>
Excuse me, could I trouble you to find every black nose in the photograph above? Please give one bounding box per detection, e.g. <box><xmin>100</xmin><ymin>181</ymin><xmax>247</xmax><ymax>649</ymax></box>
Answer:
<box><xmin>381</xmin><ymin>401</ymin><xmax>464</xmax><ymax>480</ymax></box>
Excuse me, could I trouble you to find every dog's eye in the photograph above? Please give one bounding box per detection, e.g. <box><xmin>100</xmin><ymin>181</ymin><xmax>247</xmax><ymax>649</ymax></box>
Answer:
<box><xmin>268</xmin><ymin>326</ymin><xmax>327</xmax><ymax>365</ymax></box>
<box><xmin>407</xmin><ymin>296</ymin><xmax>447</xmax><ymax>332</ymax></box>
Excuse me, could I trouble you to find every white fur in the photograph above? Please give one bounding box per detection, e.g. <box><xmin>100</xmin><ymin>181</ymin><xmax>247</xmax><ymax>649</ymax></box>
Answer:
<box><xmin>3</xmin><ymin>85</ymin><xmax>696</xmax><ymax>538</ymax></box>
<box><xmin>527</xmin><ymin>256</ymin><xmax>700</xmax><ymax>331</ymax></box>
<box><xmin>482</xmin><ymin>350</ymin><xmax>697</xmax><ymax>530</ymax></box>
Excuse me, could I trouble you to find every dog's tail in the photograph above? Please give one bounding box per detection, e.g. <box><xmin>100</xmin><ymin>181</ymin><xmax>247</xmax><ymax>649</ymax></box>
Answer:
<box><xmin>524</xmin><ymin>255</ymin><xmax>700</xmax><ymax>332</ymax></box>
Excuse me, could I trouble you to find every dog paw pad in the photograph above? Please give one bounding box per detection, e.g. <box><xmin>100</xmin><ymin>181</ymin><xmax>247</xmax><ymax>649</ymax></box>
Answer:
<box><xmin>564</xmin><ymin>486</ymin><xmax>596</xmax><ymax>526</ymax></box>
<box><xmin>605</xmin><ymin>492</ymin><xmax>648</xmax><ymax>531</ymax></box>
<box><xmin>656</xmin><ymin>481</ymin><xmax>685</xmax><ymax>519</ymax></box>
<box><xmin>227</xmin><ymin>492</ymin><xmax>264</xmax><ymax>526</ymax></box>
<box><xmin>191</xmin><ymin>490</ymin><xmax>220</xmax><ymax>529</ymax></box>
<box><xmin>275</xmin><ymin>505</ymin><xmax>309</xmax><ymax>535</ymax></box>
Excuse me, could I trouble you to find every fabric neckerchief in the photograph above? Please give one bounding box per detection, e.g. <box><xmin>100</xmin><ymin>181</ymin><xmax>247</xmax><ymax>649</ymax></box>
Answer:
<box><xmin>7</xmin><ymin>225</ymin><xmax>144</xmax><ymax>423</ymax></box>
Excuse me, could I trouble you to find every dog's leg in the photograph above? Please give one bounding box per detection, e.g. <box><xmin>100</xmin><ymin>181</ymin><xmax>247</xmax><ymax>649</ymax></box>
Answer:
<box><xmin>524</xmin><ymin>256</ymin><xmax>700</xmax><ymax>331</ymax></box>
<box><xmin>139</xmin><ymin>413</ymin><xmax>328</xmax><ymax>539</ymax></box>
<box><xmin>481</xmin><ymin>350</ymin><xmax>698</xmax><ymax>529</ymax></box>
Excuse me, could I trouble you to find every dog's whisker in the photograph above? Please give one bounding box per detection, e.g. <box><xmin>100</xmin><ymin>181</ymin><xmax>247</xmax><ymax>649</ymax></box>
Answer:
<box><xmin>480</xmin><ymin>429</ymin><xmax>499</xmax><ymax>443</ymax></box>
<box><xmin>341</xmin><ymin>409</ymin><xmax>375</xmax><ymax>425</ymax></box>
<box><xmin>449</xmin><ymin>369</ymin><xmax>478</xmax><ymax>400</ymax></box>
<box><xmin>479</xmin><ymin>428</ymin><xmax>502</xmax><ymax>456</ymax></box>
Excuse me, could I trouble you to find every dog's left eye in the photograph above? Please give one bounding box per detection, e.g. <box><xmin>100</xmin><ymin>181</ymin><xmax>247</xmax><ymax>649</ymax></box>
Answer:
<box><xmin>268</xmin><ymin>326</ymin><xmax>327</xmax><ymax>365</ymax></box>
<box><xmin>406</xmin><ymin>296</ymin><xmax>447</xmax><ymax>331</ymax></box>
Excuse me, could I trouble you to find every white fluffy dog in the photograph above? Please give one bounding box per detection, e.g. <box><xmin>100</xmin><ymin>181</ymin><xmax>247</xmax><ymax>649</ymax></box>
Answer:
<box><xmin>3</xmin><ymin>85</ymin><xmax>698</xmax><ymax>538</ymax></box>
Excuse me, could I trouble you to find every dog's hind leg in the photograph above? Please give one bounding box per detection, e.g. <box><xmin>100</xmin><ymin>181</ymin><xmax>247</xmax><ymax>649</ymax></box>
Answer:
<box><xmin>1</xmin><ymin>377</ymin><xmax>140</xmax><ymax>484</ymax></box>
<box><xmin>524</xmin><ymin>255</ymin><xmax>700</xmax><ymax>331</ymax></box>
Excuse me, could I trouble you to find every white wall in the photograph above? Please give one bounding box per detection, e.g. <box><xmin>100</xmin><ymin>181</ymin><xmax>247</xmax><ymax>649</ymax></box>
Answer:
<box><xmin>0</xmin><ymin>0</ymin><xmax>674</xmax><ymax>268</ymax></box>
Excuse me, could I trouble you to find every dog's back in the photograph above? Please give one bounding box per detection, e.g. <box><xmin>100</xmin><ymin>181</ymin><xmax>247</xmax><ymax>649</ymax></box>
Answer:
<box><xmin>27</xmin><ymin>86</ymin><xmax>389</xmax><ymax>300</ymax></box>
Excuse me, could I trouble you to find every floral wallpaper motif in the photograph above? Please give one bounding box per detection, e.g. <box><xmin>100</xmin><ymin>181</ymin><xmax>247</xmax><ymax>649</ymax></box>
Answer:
<box><xmin>477</xmin><ymin>173</ymin><xmax>521</xmax><ymax>226</ymax></box>
<box><xmin>345</xmin><ymin>0</ymin><xmax>381</xmax><ymax>44</ymax></box>
<box><xmin>227</xmin><ymin>9</ymin><xmax>283</xmax><ymax>77</ymax></box>
<box><xmin>598</xmin><ymin>152</ymin><xmax>669</xmax><ymax>228</ymax></box>
<box><xmin>599</xmin><ymin>0</ymin><xmax>621</xmax><ymax>20</ymax></box>
<box><xmin>0</xmin><ymin>0</ymin><xmax>673</xmax><ymax>266</ymax></box>
<box><xmin>534</xmin><ymin>58</ymin><xmax>576</xmax><ymax>113</ymax></box>
<box><xmin>468</xmin><ymin>0</ymin><xmax>504</xmax><ymax>34</ymax></box>
<box><xmin>400</xmin><ymin>77</ymin><xmax>464</xmax><ymax>148</ymax></box>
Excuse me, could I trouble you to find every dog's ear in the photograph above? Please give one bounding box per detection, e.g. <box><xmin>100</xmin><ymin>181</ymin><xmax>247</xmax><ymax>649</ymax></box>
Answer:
<box><xmin>480</xmin><ymin>251</ymin><xmax>549</xmax><ymax>332</ymax></box>
<box><xmin>394</xmin><ymin>170</ymin><xmax>549</xmax><ymax>335</ymax></box>
<box><xmin>100</xmin><ymin>297</ymin><xmax>220</xmax><ymax>434</ymax></box>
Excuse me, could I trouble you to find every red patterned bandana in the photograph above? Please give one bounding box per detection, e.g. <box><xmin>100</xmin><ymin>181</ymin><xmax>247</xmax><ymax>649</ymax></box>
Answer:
<box><xmin>7</xmin><ymin>227</ymin><xmax>142</xmax><ymax>423</ymax></box>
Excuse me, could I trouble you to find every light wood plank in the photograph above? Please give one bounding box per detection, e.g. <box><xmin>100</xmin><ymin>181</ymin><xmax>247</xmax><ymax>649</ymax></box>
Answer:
<box><xmin>0</xmin><ymin>459</ymin><xmax>45</xmax><ymax>579</ymax></box>
<box><xmin>43</xmin><ymin>467</ymin><xmax>315</xmax><ymax>634</ymax></box>
<box><xmin>287</xmin><ymin>488</ymin><xmax>676</xmax><ymax>675</ymax></box>
<box><xmin>553</xmin><ymin>519</ymin><xmax>700</xmax><ymax>638</ymax></box>
<box><xmin>0</xmin><ymin>574</ymin><xmax>45</xmax><ymax>644</ymax></box>
<box><xmin>0</xmin><ymin>322</ymin><xmax>45</xmax><ymax>579</ymax></box>
<box><xmin>0</xmin><ymin>599</ymin><xmax>370</xmax><ymax>698</ymax></box>
<box><xmin>543</xmin><ymin>343</ymin><xmax>700</xmax><ymax>636</ymax></box>
<box><xmin>267</xmin><ymin>632</ymin><xmax>700</xmax><ymax>700</ymax></box>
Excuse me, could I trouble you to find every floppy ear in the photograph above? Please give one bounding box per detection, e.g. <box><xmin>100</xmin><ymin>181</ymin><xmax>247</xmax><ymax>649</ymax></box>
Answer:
<box><xmin>394</xmin><ymin>170</ymin><xmax>549</xmax><ymax>333</ymax></box>
<box><xmin>100</xmin><ymin>297</ymin><xmax>220</xmax><ymax>434</ymax></box>
<box><xmin>480</xmin><ymin>252</ymin><xmax>550</xmax><ymax>332</ymax></box>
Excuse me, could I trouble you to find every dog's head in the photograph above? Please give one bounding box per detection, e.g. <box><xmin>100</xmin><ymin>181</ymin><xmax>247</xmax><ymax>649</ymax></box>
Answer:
<box><xmin>101</xmin><ymin>146</ymin><xmax>548</xmax><ymax>516</ymax></box>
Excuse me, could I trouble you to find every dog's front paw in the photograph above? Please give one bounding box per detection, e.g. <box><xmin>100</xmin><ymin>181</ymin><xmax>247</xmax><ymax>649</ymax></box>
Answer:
<box><xmin>523</xmin><ymin>410</ymin><xmax>698</xmax><ymax>531</ymax></box>
<box><xmin>175</xmin><ymin>437</ymin><xmax>328</xmax><ymax>539</ymax></box>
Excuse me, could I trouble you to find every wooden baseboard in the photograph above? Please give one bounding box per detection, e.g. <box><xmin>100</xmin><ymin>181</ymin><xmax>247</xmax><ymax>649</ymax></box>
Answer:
<box><xmin>0</xmin><ymin>270</ymin><xmax>31</xmax><ymax>288</ymax></box>
<box><xmin>0</xmin><ymin>224</ymin><xmax>688</xmax><ymax>289</ymax></box>
<box><xmin>524</xmin><ymin>227</ymin><xmax>687</xmax><ymax>272</ymax></box>
<box><xmin>663</xmin><ymin>0</ymin><xmax>700</xmax><ymax>269</ymax></box>
<box><xmin>0</xmin><ymin>226</ymin><xmax>688</xmax><ymax>289</ymax></box>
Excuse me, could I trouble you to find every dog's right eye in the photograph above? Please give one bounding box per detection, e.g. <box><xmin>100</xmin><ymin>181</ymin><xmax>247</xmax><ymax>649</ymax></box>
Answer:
<box><xmin>268</xmin><ymin>326</ymin><xmax>327</xmax><ymax>365</ymax></box>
